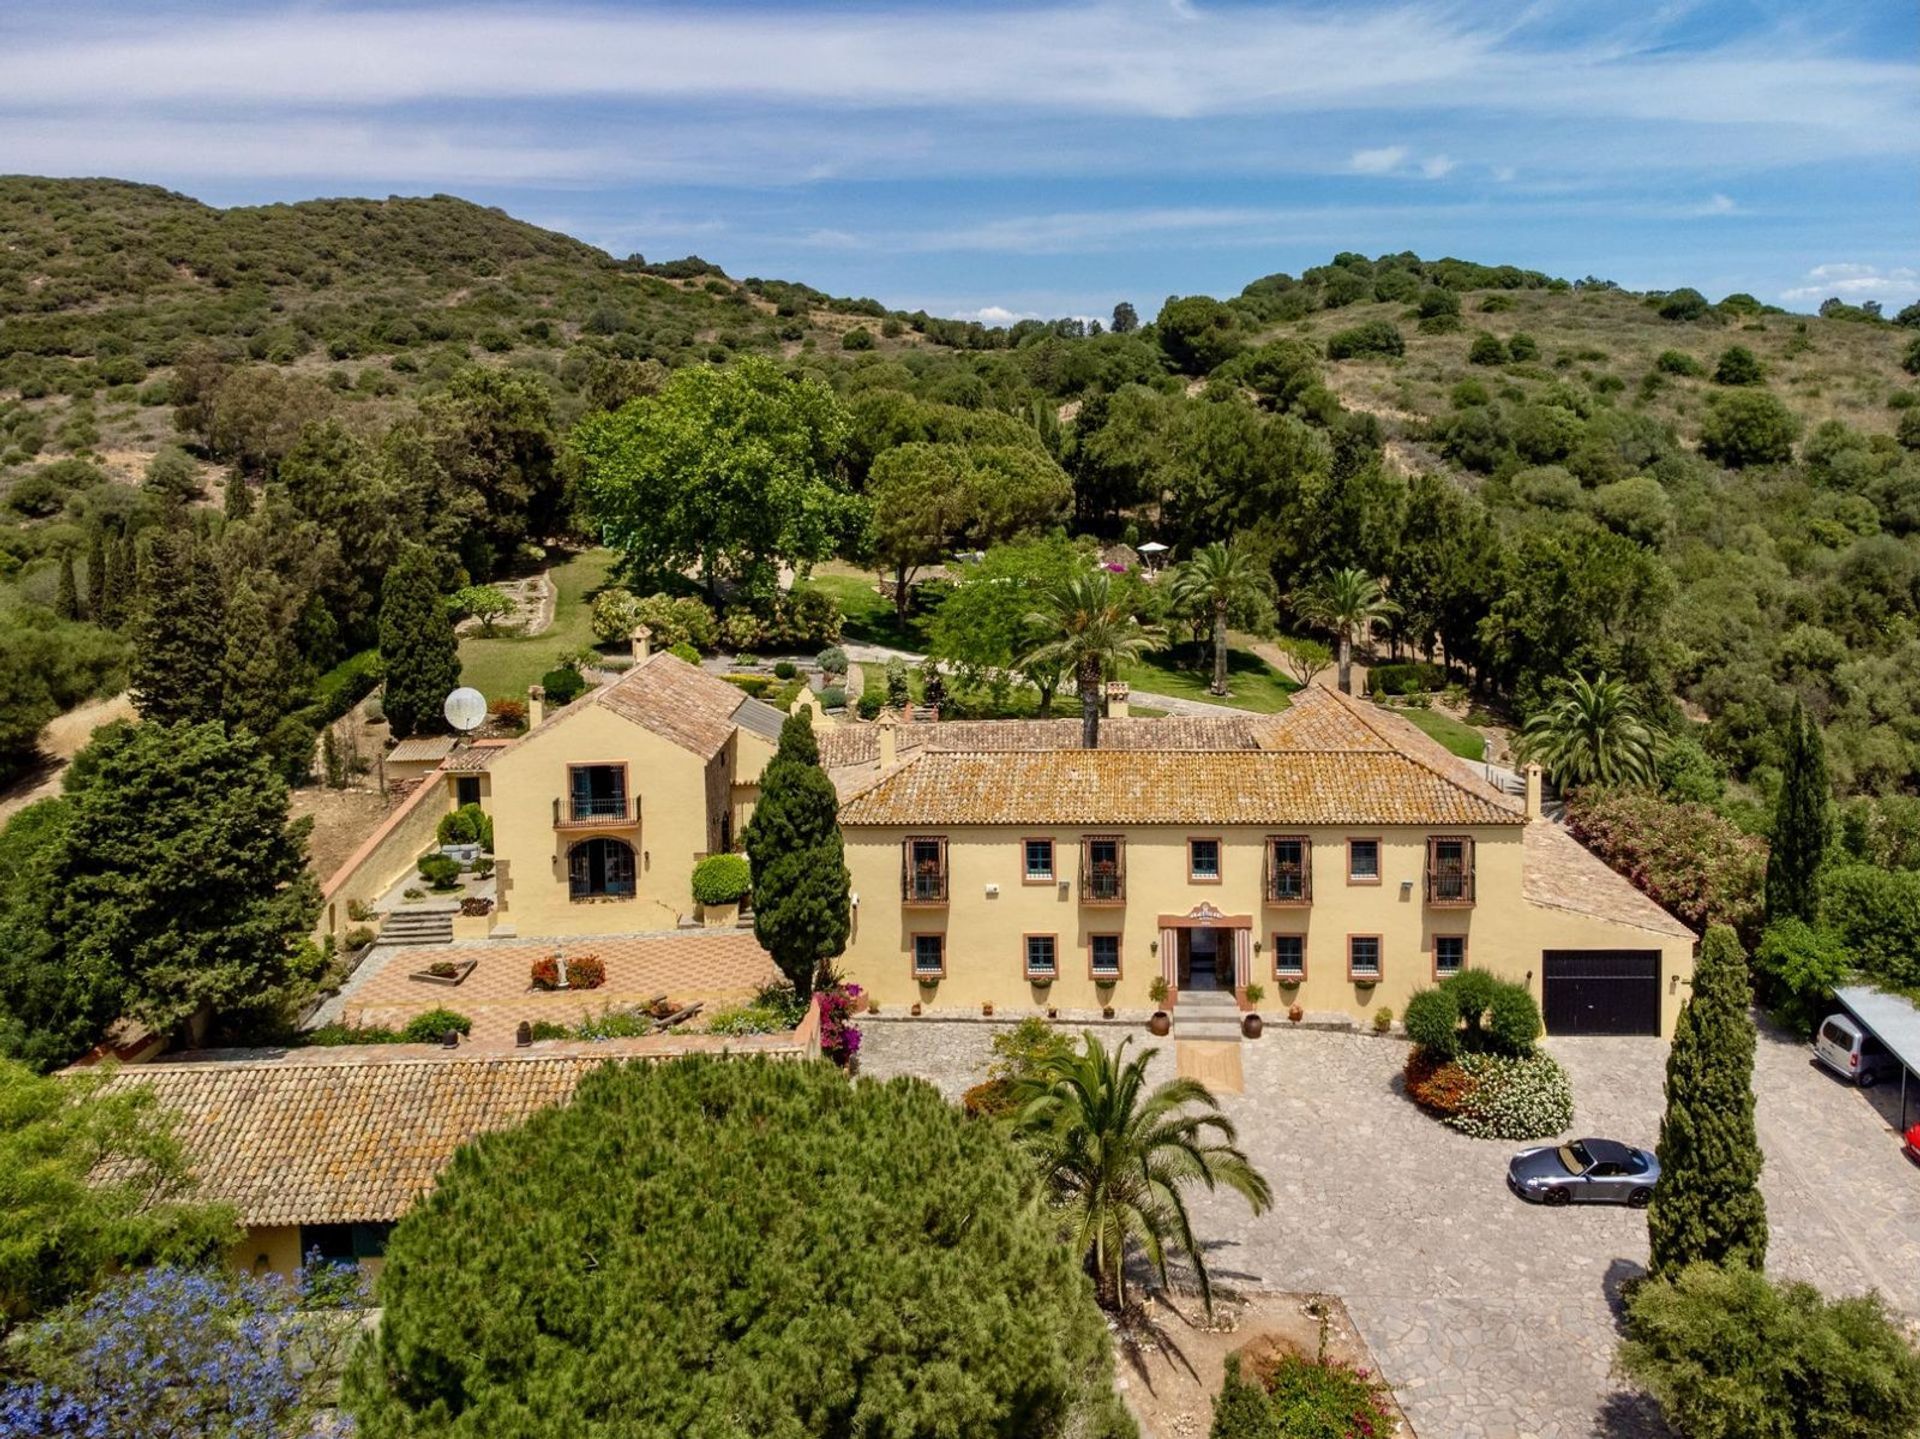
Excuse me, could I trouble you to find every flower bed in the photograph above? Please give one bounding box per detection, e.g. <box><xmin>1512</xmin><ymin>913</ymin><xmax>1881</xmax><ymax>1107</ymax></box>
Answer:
<box><xmin>1404</xmin><ymin>1048</ymin><xmax>1573</xmax><ymax>1140</ymax></box>
<box><xmin>408</xmin><ymin>958</ymin><xmax>476</xmax><ymax>988</ymax></box>
<box><xmin>817</xmin><ymin>982</ymin><xmax>863</xmax><ymax>1065</ymax></box>
<box><xmin>530</xmin><ymin>953</ymin><xmax>606</xmax><ymax>991</ymax></box>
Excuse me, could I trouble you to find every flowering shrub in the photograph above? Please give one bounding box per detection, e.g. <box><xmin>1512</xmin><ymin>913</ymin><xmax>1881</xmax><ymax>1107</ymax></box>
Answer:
<box><xmin>1403</xmin><ymin>1048</ymin><xmax>1479</xmax><ymax>1117</ymax></box>
<box><xmin>817</xmin><ymin>982</ymin><xmax>863</xmax><ymax>1065</ymax></box>
<box><xmin>565</xmin><ymin>953</ymin><xmax>606</xmax><ymax>990</ymax></box>
<box><xmin>0</xmin><ymin>1263</ymin><xmax>366</xmax><ymax>1439</ymax></box>
<box><xmin>1213</xmin><ymin>1350</ymin><xmax>1396</xmax><ymax>1439</ymax></box>
<box><xmin>1564</xmin><ymin>788</ymin><xmax>1765</xmax><ymax>946</ymax></box>
<box><xmin>1447</xmin><ymin>1052</ymin><xmax>1574</xmax><ymax>1140</ymax></box>
<box><xmin>530</xmin><ymin>955</ymin><xmax>561</xmax><ymax>990</ymax></box>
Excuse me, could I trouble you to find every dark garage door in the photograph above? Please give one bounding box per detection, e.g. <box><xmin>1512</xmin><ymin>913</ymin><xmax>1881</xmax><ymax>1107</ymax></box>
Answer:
<box><xmin>1542</xmin><ymin>950</ymin><xmax>1661</xmax><ymax>1036</ymax></box>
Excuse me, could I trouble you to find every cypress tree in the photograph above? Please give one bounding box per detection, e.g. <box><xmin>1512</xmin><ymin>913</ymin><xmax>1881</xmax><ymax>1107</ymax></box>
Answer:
<box><xmin>376</xmin><ymin>546</ymin><xmax>460</xmax><ymax>738</ymax></box>
<box><xmin>1765</xmin><ymin>700</ymin><xmax>1828</xmax><ymax>924</ymax></box>
<box><xmin>743</xmin><ymin>710</ymin><xmax>850</xmax><ymax>1001</ymax></box>
<box><xmin>224</xmin><ymin>470</ymin><xmax>254</xmax><ymax>521</ymax></box>
<box><xmin>221</xmin><ymin>574</ymin><xmax>290</xmax><ymax>737</ymax></box>
<box><xmin>1647</xmin><ymin>924</ymin><xmax>1768</xmax><ymax>1280</ymax></box>
<box><xmin>54</xmin><ymin>552</ymin><xmax>80</xmax><ymax>622</ymax></box>
<box><xmin>130</xmin><ymin>529</ymin><xmax>226</xmax><ymax>726</ymax></box>
<box><xmin>102</xmin><ymin>535</ymin><xmax>135</xmax><ymax>630</ymax></box>
<box><xmin>85</xmin><ymin>525</ymin><xmax>107</xmax><ymax>621</ymax></box>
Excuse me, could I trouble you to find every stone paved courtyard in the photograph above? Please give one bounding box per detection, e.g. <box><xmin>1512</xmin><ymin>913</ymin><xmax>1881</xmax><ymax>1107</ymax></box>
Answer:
<box><xmin>858</xmin><ymin>1018</ymin><xmax>1920</xmax><ymax>1439</ymax></box>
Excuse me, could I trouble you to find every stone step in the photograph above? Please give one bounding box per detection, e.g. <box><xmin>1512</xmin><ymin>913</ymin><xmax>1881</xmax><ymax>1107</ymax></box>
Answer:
<box><xmin>1174</xmin><ymin>1017</ymin><xmax>1246</xmax><ymax>1039</ymax></box>
<box><xmin>1175</xmin><ymin>990</ymin><xmax>1241</xmax><ymax>1010</ymax></box>
<box><xmin>377</xmin><ymin>910</ymin><xmax>456</xmax><ymax>946</ymax></box>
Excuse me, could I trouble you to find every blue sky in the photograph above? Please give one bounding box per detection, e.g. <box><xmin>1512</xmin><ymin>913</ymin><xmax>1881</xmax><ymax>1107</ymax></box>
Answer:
<box><xmin>2</xmin><ymin>1</ymin><xmax>1915</xmax><ymax>320</ymax></box>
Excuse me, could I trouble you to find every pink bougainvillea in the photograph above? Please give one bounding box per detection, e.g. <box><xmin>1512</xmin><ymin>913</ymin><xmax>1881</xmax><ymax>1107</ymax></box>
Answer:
<box><xmin>817</xmin><ymin>983</ymin><xmax>863</xmax><ymax>1066</ymax></box>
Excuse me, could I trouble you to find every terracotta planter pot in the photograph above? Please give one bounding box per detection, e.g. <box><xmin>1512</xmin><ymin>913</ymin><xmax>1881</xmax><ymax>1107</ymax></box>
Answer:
<box><xmin>1242</xmin><ymin>1013</ymin><xmax>1264</xmax><ymax>1039</ymax></box>
<box><xmin>1288</xmin><ymin>1003</ymin><xmax>1304</xmax><ymax>1024</ymax></box>
<box><xmin>1148</xmin><ymin>1010</ymin><xmax>1171</xmax><ymax>1037</ymax></box>
<box><xmin>910</xmin><ymin>1002</ymin><xmax>922</xmax><ymax>1016</ymax></box>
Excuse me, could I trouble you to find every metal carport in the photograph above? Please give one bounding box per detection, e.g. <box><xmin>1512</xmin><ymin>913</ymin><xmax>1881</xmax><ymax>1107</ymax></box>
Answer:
<box><xmin>1834</xmin><ymin>985</ymin><xmax>1920</xmax><ymax>1132</ymax></box>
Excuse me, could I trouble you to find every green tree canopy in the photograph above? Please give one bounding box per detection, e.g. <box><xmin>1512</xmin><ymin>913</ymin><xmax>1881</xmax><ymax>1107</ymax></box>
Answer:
<box><xmin>1021</xmin><ymin>569</ymin><xmax>1158</xmax><ymax>748</ymax></box>
<box><xmin>1647</xmin><ymin>924</ymin><xmax>1767</xmax><ymax>1281</ymax></box>
<box><xmin>346</xmin><ymin>1057</ymin><xmax>1135</xmax><ymax>1439</ymax></box>
<box><xmin>0</xmin><ymin>1059</ymin><xmax>236</xmax><ymax>1326</ymax></box>
<box><xmin>1169</xmin><ymin>541</ymin><xmax>1274</xmax><ymax>696</ymax></box>
<box><xmin>927</xmin><ymin>535</ymin><xmax>1085</xmax><ymax>712</ymax></box>
<box><xmin>743</xmin><ymin>711</ymin><xmax>849</xmax><ymax>1002</ymax></box>
<box><xmin>1520</xmin><ymin>672</ymin><xmax>1658</xmax><ymax>790</ymax></box>
<box><xmin>130</xmin><ymin>525</ymin><xmax>226</xmax><ymax>727</ymax></box>
<box><xmin>1292</xmin><ymin>567</ymin><xmax>1398</xmax><ymax>695</ymax></box>
<box><xmin>377</xmin><ymin>544</ymin><xmax>460</xmax><ymax>738</ymax></box>
<box><xmin>1154</xmin><ymin>295</ymin><xmax>1243</xmax><ymax>374</ymax></box>
<box><xmin>1765</xmin><ymin>699</ymin><xmax>1829</xmax><ymax>925</ymax></box>
<box><xmin>572</xmin><ymin>356</ymin><xmax>854</xmax><ymax>604</ymax></box>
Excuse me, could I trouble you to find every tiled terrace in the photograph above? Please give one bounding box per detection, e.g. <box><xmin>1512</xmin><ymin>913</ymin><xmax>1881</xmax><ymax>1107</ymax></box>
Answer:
<box><xmin>336</xmin><ymin>930</ymin><xmax>780</xmax><ymax>1045</ymax></box>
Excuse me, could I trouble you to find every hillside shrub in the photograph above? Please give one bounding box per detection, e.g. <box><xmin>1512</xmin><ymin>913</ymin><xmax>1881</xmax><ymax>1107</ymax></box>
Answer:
<box><xmin>1658</xmin><ymin>288</ymin><xmax>1712</xmax><ymax>321</ymax></box>
<box><xmin>1210</xmin><ymin>1351</ymin><xmax>1395</xmax><ymax>1439</ymax></box>
<box><xmin>1902</xmin><ymin>336</ymin><xmax>1920</xmax><ymax>375</ymax></box>
<box><xmin>1468</xmin><ymin>332</ymin><xmax>1507</xmax><ymax>366</ymax></box>
<box><xmin>1655</xmin><ymin>349</ymin><xmax>1706</xmax><ymax>376</ymax></box>
<box><xmin>1713</xmin><ymin>345</ymin><xmax>1765</xmax><ymax>386</ymax></box>
<box><xmin>1506</xmin><ymin>332</ymin><xmax>1539</xmax><ymax>362</ymax></box>
<box><xmin>344</xmin><ymin>1058</ymin><xmax>1133</xmax><ymax>1438</ymax></box>
<box><xmin>691</xmin><ymin>852</ymin><xmax>751</xmax><ymax>906</ymax></box>
<box><xmin>1326</xmin><ymin>321</ymin><xmax>1404</xmax><ymax>360</ymax></box>
<box><xmin>539</xmin><ymin>665</ymin><xmax>587</xmax><ymax>705</ymax></box>
<box><xmin>1620</xmin><ymin>1262</ymin><xmax>1920</xmax><ymax>1439</ymax></box>
<box><xmin>1700</xmin><ymin>390</ymin><xmax>1801</xmax><ymax>467</ymax></box>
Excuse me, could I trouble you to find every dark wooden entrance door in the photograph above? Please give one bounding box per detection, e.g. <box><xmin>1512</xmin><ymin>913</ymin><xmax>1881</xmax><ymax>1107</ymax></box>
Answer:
<box><xmin>1542</xmin><ymin>950</ymin><xmax>1661</xmax><ymax>1035</ymax></box>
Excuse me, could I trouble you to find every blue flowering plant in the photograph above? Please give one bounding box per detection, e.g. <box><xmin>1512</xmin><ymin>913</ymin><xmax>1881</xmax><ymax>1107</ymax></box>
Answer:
<box><xmin>0</xmin><ymin>1259</ymin><xmax>368</xmax><ymax>1439</ymax></box>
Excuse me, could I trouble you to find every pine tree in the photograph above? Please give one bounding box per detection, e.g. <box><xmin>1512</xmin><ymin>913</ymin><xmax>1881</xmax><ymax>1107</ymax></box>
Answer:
<box><xmin>1647</xmin><ymin>924</ymin><xmax>1768</xmax><ymax>1280</ymax></box>
<box><xmin>220</xmin><ymin>574</ymin><xmax>289</xmax><ymax>737</ymax></box>
<box><xmin>102</xmin><ymin>535</ymin><xmax>135</xmax><ymax>630</ymax></box>
<box><xmin>1765</xmin><ymin>699</ymin><xmax>1828</xmax><ymax>924</ymax></box>
<box><xmin>54</xmin><ymin>552</ymin><xmax>80</xmax><ymax>621</ymax></box>
<box><xmin>224</xmin><ymin>469</ymin><xmax>254</xmax><ymax>521</ymax></box>
<box><xmin>376</xmin><ymin>546</ymin><xmax>459</xmax><ymax>738</ymax></box>
<box><xmin>85</xmin><ymin>525</ymin><xmax>107</xmax><ymax>621</ymax></box>
<box><xmin>743</xmin><ymin>711</ymin><xmax>849</xmax><ymax>1001</ymax></box>
<box><xmin>130</xmin><ymin>529</ymin><xmax>226</xmax><ymax>726</ymax></box>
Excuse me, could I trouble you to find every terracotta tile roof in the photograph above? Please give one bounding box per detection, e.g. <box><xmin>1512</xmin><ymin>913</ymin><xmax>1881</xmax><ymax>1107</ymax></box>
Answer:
<box><xmin>837</xmin><ymin>748</ymin><xmax>1523</xmax><ymax>827</ymax></box>
<box><xmin>97</xmin><ymin>1034</ymin><xmax>809</xmax><ymax>1226</ymax></box>
<box><xmin>818</xmin><ymin>714</ymin><xmax>1265</xmax><ymax>769</ymax></box>
<box><xmin>597</xmin><ymin>652</ymin><xmax>753</xmax><ymax>759</ymax></box>
<box><xmin>385</xmin><ymin>736</ymin><xmax>456</xmax><ymax>764</ymax></box>
<box><xmin>1523</xmin><ymin>820</ymin><xmax>1697</xmax><ymax>939</ymax></box>
<box><xmin>441</xmin><ymin>740</ymin><xmax>510</xmax><ymax>772</ymax></box>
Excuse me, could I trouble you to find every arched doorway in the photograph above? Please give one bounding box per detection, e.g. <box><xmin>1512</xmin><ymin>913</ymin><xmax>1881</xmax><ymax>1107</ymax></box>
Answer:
<box><xmin>569</xmin><ymin>837</ymin><xmax>636</xmax><ymax>900</ymax></box>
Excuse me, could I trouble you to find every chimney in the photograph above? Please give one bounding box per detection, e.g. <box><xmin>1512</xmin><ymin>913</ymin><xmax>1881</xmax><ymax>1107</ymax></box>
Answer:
<box><xmin>1523</xmin><ymin>762</ymin><xmax>1543</xmax><ymax>819</ymax></box>
<box><xmin>631</xmin><ymin>625</ymin><xmax>652</xmax><ymax>664</ymax></box>
<box><xmin>527</xmin><ymin>683</ymin><xmax>545</xmax><ymax>730</ymax></box>
<box><xmin>1105</xmin><ymin>680</ymin><xmax>1130</xmax><ymax>719</ymax></box>
<box><xmin>877</xmin><ymin>709</ymin><xmax>898</xmax><ymax>768</ymax></box>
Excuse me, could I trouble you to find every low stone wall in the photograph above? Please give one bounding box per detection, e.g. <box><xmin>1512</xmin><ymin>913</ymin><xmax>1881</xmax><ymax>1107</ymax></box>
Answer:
<box><xmin>317</xmin><ymin>774</ymin><xmax>451</xmax><ymax>939</ymax></box>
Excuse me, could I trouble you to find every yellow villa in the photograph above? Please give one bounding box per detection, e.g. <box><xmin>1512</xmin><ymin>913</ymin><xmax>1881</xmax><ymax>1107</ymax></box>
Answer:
<box><xmin>328</xmin><ymin>651</ymin><xmax>1695</xmax><ymax>1038</ymax></box>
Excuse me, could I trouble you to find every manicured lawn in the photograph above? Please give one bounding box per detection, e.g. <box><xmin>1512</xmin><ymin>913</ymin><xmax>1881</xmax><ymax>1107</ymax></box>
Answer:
<box><xmin>796</xmin><ymin>568</ymin><xmax>928</xmax><ymax>651</ymax></box>
<box><xmin>1118</xmin><ymin>643</ymin><xmax>1298</xmax><ymax>714</ymax></box>
<box><xmin>459</xmin><ymin>548</ymin><xmax>619</xmax><ymax>701</ymax></box>
<box><xmin>1384</xmin><ymin>703</ymin><xmax>1487</xmax><ymax>760</ymax></box>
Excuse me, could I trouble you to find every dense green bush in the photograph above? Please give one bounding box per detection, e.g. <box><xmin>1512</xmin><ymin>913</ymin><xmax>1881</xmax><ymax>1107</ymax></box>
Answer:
<box><xmin>1620</xmin><ymin>1262</ymin><xmax>1920</xmax><ymax>1439</ymax></box>
<box><xmin>346</xmin><ymin>1057</ymin><xmax>1135</xmax><ymax>1438</ymax></box>
<box><xmin>1658</xmin><ymin>288</ymin><xmax>1712</xmax><ymax>321</ymax></box>
<box><xmin>398</xmin><ymin>1008</ymin><xmax>472</xmax><ymax>1043</ymax></box>
<box><xmin>1699</xmin><ymin>390</ymin><xmax>1801</xmax><ymax>467</ymax></box>
<box><xmin>415</xmin><ymin>853</ymin><xmax>460</xmax><ymax>890</ymax></box>
<box><xmin>1819</xmin><ymin>863</ymin><xmax>1920</xmax><ymax>990</ymax></box>
<box><xmin>818</xmin><ymin>684</ymin><xmax>848</xmax><ymax>710</ymax></box>
<box><xmin>1655</xmin><ymin>348</ymin><xmax>1706</xmax><ymax>376</ymax></box>
<box><xmin>1486</xmin><ymin>979</ymin><xmax>1544</xmax><ymax>1054</ymax></box>
<box><xmin>539</xmin><ymin>664</ymin><xmax>587</xmax><ymax>705</ymax></box>
<box><xmin>1402</xmin><ymin>986</ymin><xmax>1461</xmax><ymax>1058</ymax></box>
<box><xmin>1367</xmin><ymin>660</ymin><xmax>1445</xmax><ymax>695</ymax></box>
<box><xmin>1564</xmin><ymin>789</ymin><xmax>1766</xmax><ymax>946</ymax></box>
<box><xmin>435</xmin><ymin>802</ymin><xmax>493</xmax><ymax>852</ymax></box>
<box><xmin>690</xmin><ymin>852</ymin><xmax>751</xmax><ymax>905</ymax></box>
<box><xmin>1325</xmin><ymin>321</ymin><xmax>1405</xmax><ymax>360</ymax></box>
<box><xmin>1752</xmin><ymin>919</ymin><xmax>1850</xmax><ymax>1035</ymax></box>
<box><xmin>1506</xmin><ymin>331</ymin><xmax>1539</xmax><ymax>361</ymax></box>
<box><xmin>1713</xmin><ymin>345</ymin><xmax>1765</xmax><ymax>386</ymax></box>
<box><xmin>1468</xmin><ymin>332</ymin><xmax>1507</xmax><ymax>366</ymax></box>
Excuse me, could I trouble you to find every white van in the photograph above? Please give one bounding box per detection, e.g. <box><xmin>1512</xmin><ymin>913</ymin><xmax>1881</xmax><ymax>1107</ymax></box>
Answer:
<box><xmin>1814</xmin><ymin>1013</ymin><xmax>1902</xmax><ymax>1087</ymax></box>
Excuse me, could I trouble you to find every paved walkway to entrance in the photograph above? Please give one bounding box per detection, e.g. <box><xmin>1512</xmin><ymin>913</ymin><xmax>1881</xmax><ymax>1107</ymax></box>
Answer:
<box><xmin>860</xmin><ymin>1018</ymin><xmax>1920</xmax><ymax>1439</ymax></box>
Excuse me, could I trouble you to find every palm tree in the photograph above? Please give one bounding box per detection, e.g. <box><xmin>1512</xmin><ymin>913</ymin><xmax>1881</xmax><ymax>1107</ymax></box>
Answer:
<box><xmin>1170</xmin><ymin>542</ymin><xmax>1270</xmax><ymax>697</ymax></box>
<box><xmin>1293</xmin><ymin>568</ymin><xmax>1399</xmax><ymax>695</ymax></box>
<box><xmin>1020</xmin><ymin>570</ymin><xmax>1157</xmax><ymax>748</ymax></box>
<box><xmin>1520</xmin><ymin>672</ymin><xmax>1657</xmax><ymax>790</ymax></box>
<box><xmin>1012</xmin><ymin>1033</ymin><xmax>1271</xmax><ymax>1313</ymax></box>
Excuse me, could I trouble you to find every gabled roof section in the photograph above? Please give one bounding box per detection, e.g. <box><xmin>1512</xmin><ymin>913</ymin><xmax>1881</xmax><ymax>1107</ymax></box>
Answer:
<box><xmin>817</xmin><ymin>713</ymin><xmax>1264</xmax><ymax>770</ymax></box>
<box><xmin>1522</xmin><ymin>821</ymin><xmax>1696</xmax><ymax>939</ymax></box>
<box><xmin>598</xmin><ymin>652</ymin><xmax>760</xmax><ymax>759</ymax></box>
<box><xmin>730</xmin><ymin>695</ymin><xmax>788</xmax><ymax>744</ymax></box>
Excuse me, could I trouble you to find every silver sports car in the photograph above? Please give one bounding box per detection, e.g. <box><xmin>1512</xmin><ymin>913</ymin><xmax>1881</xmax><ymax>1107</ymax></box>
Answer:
<box><xmin>1507</xmin><ymin>1137</ymin><xmax>1659</xmax><ymax>1207</ymax></box>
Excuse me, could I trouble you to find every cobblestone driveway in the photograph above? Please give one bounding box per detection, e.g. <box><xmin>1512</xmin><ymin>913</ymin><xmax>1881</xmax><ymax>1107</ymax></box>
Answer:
<box><xmin>859</xmin><ymin>1019</ymin><xmax>1920</xmax><ymax>1439</ymax></box>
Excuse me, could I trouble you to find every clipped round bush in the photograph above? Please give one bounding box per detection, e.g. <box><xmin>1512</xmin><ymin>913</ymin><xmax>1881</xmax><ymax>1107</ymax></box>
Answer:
<box><xmin>1402</xmin><ymin>986</ymin><xmax>1462</xmax><ymax>1058</ymax></box>
<box><xmin>857</xmin><ymin>693</ymin><xmax>884</xmax><ymax>720</ymax></box>
<box><xmin>345</xmin><ymin>1058</ymin><xmax>1132</xmax><ymax>1438</ymax></box>
<box><xmin>816</xmin><ymin>645</ymin><xmax>849</xmax><ymax>677</ymax></box>
<box><xmin>540</xmin><ymin>665</ymin><xmax>588</xmax><ymax>705</ymax></box>
<box><xmin>416</xmin><ymin>854</ymin><xmax>460</xmax><ymax>890</ymax></box>
<box><xmin>818</xmin><ymin>685</ymin><xmax>848</xmax><ymax>710</ymax></box>
<box><xmin>691</xmin><ymin>852</ymin><xmax>752</xmax><ymax>906</ymax></box>
<box><xmin>1445</xmin><ymin>968</ymin><xmax>1498</xmax><ymax>1030</ymax></box>
<box><xmin>1446</xmin><ymin>1051</ymin><xmax>1573</xmax><ymax>1140</ymax></box>
<box><xmin>398</xmin><ymin>1009</ymin><xmax>471</xmax><ymax>1044</ymax></box>
<box><xmin>435</xmin><ymin>803</ymin><xmax>493</xmax><ymax>852</ymax></box>
<box><xmin>773</xmin><ymin>660</ymin><xmax>797</xmax><ymax>680</ymax></box>
<box><xmin>1485</xmin><ymin>980</ymin><xmax>1544</xmax><ymax>1056</ymax></box>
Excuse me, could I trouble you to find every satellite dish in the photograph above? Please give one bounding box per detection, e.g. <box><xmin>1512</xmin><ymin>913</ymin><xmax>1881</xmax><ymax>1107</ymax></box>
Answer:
<box><xmin>443</xmin><ymin>687</ymin><xmax>488</xmax><ymax>734</ymax></box>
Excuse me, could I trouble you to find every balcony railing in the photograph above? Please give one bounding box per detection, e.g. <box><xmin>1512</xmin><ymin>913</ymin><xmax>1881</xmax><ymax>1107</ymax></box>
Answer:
<box><xmin>1081</xmin><ymin>863</ymin><xmax>1125</xmax><ymax>903</ymax></box>
<box><xmin>903</xmin><ymin>867</ymin><xmax>949</xmax><ymax>904</ymax></box>
<box><xmin>1264</xmin><ymin>838</ymin><xmax>1312</xmax><ymax>904</ymax></box>
<box><xmin>554</xmin><ymin>794</ymin><xmax>636</xmax><ymax>829</ymax></box>
<box><xmin>1425</xmin><ymin>866</ymin><xmax>1475</xmax><ymax>905</ymax></box>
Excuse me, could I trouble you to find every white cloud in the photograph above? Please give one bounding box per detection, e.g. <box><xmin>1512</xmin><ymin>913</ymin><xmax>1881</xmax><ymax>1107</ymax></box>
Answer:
<box><xmin>1491</xmin><ymin>164</ymin><xmax>1517</xmax><ymax>182</ymax></box>
<box><xmin>1780</xmin><ymin>264</ymin><xmax>1920</xmax><ymax>304</ymax></box>
<box><xmin>955</xmin><ymin>306</ymin><xmax>1030</xmax><ymax>324</ymax></box>
<box><xmin>1696</xmin><ymin>192</ymin><xmax>1738</xmax><ymax>215</ymax></box>
<box><xmin>1420</xmin><ymin>154</ymin><xmax>1456</xmax><ymax>179</ymax></box>
<box><xmin>1351</xmin><ymin>146</ymin><xmax>1410</xmax><ymax>174</ymax></box>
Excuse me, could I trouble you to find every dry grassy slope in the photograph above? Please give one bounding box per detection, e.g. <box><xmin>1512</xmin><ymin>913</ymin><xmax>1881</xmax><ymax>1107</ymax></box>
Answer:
<box><xmin>1271</xmin><ymin>288</ymin><xmax>1913</xmax><ymax>448</ymax></box>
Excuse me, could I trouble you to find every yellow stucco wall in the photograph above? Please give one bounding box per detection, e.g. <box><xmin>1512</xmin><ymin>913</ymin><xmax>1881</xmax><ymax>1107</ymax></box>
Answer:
<box><xmin>317</xmin><ymin>773</ymin><xmax>461</xmax><ymax>938</ymax></box>
<box><xmin>232</xmin><ymin>1225</ymin><xmax>304</xmax><ymax>1276</ymax></box>
<box><xmin>486</xmin><ymin>706</ymin><xmax>774</xmax><ymax>938</ymax></box>
<box><xmin>841</xmin><ymin>822</ymin><xmax>1694</xmax><ymax>1036</ymax></box>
